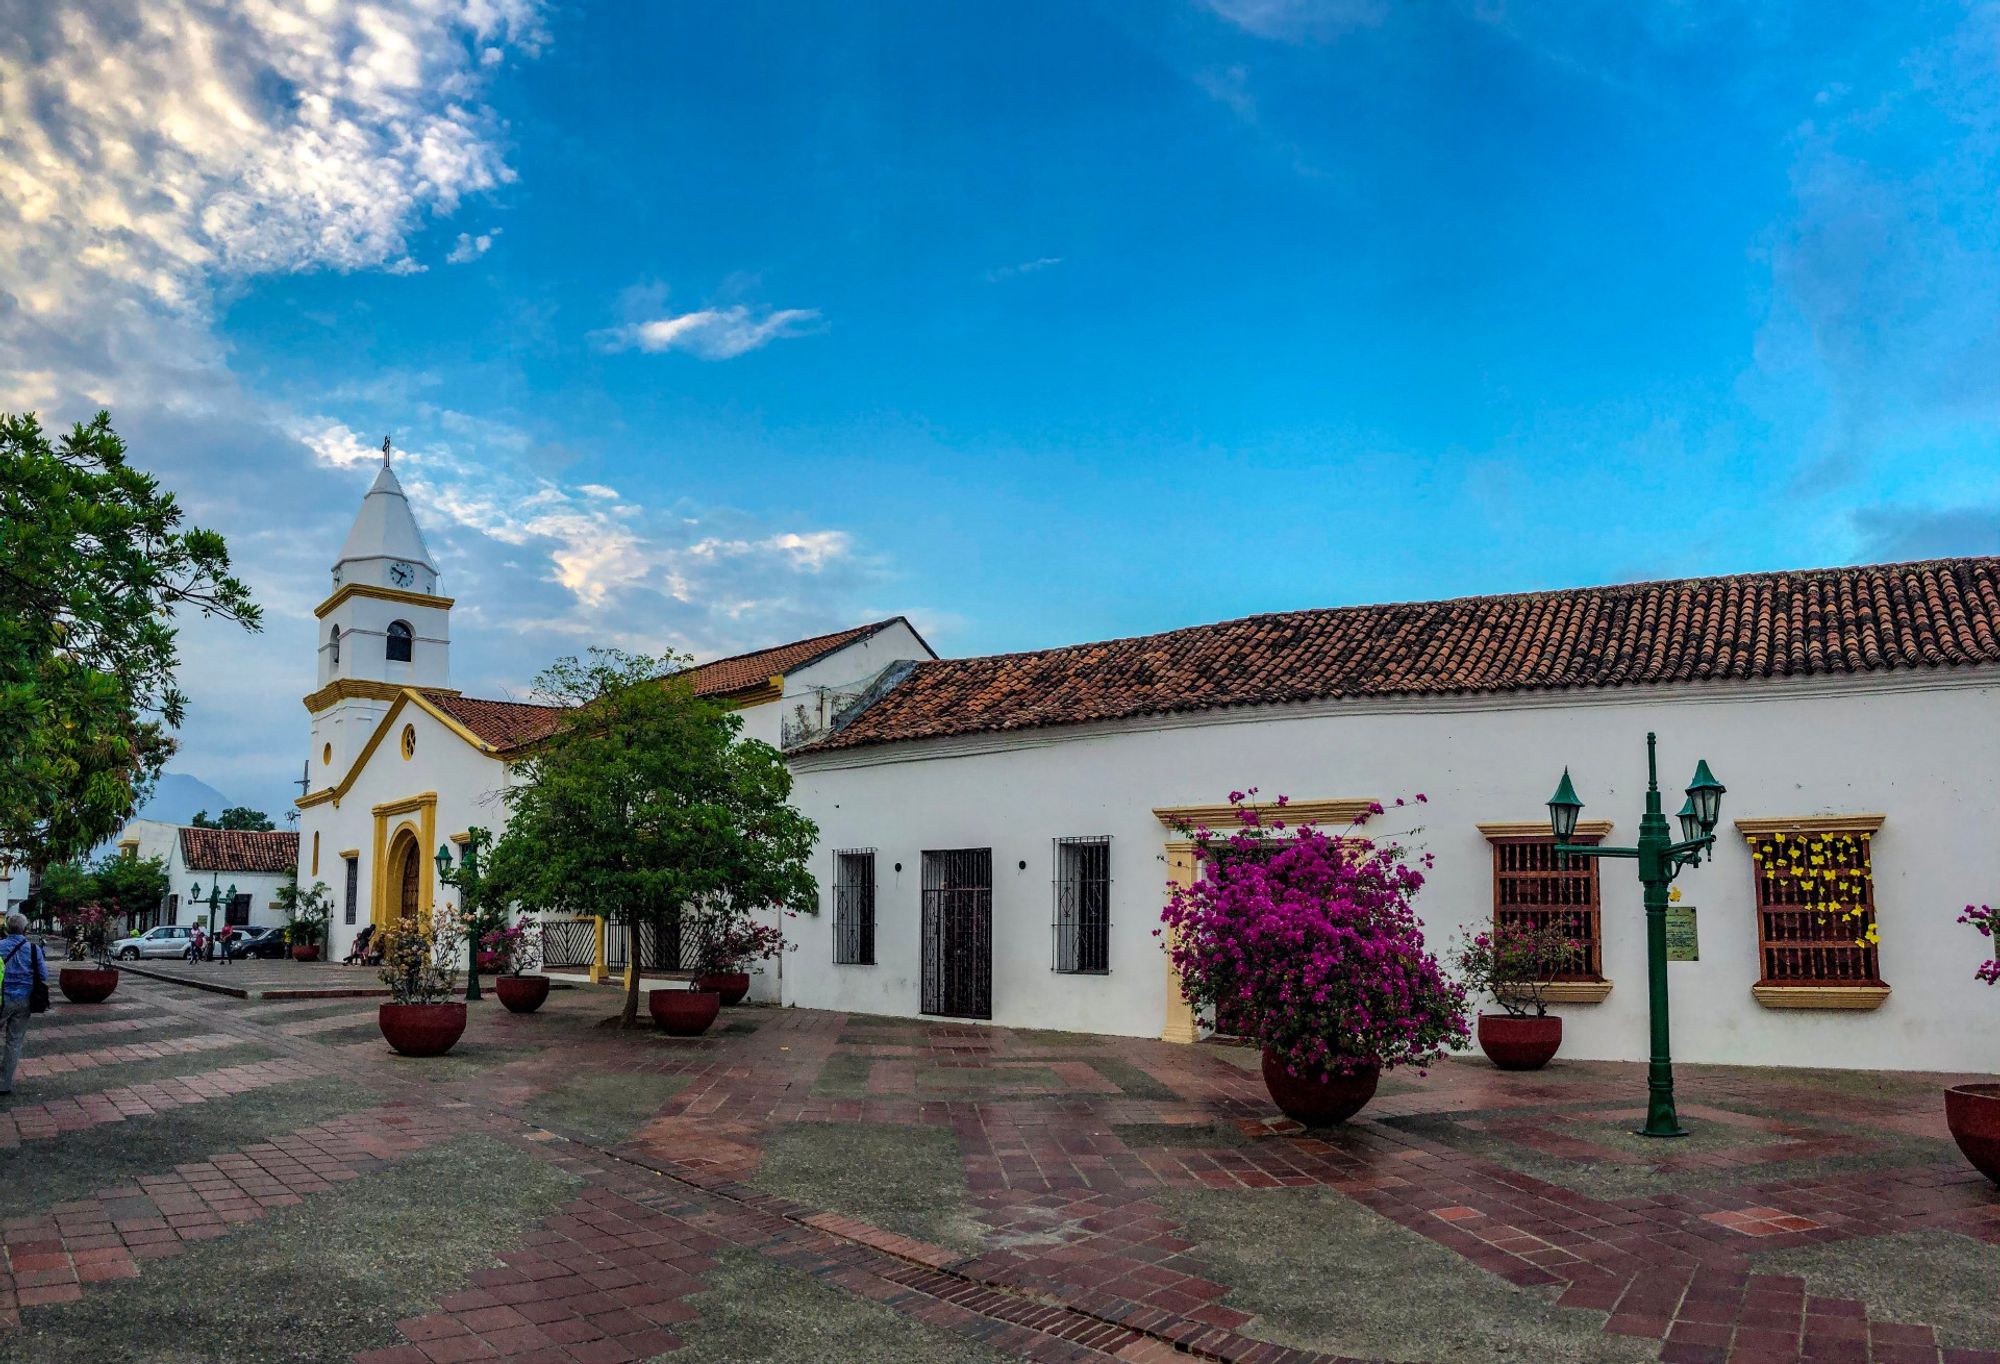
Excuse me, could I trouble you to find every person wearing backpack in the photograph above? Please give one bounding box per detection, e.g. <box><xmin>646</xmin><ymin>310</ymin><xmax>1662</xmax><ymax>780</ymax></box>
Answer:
<box><xmin>1</xmin><ymin>911</ymin><xmax>51</xmax><ymax>1097</ymax></box>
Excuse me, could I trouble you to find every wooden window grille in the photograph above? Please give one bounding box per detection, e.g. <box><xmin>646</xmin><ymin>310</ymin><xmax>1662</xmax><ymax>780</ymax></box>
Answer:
<box><xmin>227</xmin><ymin>893</ymin><xmax>252</xmax><ymax>927</ymax></box>
<box><xmin>1749</xmin><ymin>830</ymin><xmax>1880</xmax><ymax>986</ymax></box>
<box><xmin>1492</xmin><ymin>836</ymin><xmax>1604</xmax><ymax>980</ymax></box>
<box><xmin>832</xmin><ymin>849</ymin><xmax>876</xmax><ymax>965</ymax></box>
<box><xmin>1053</xmin><ymin>837</ymin><xmax>1111</xmax><ymax>974</ymax></box>
<box><xmin>167</xmin><ymin>893</ymin><xmax>179</xmax><ymax>926</ymax></box>
<box><xmin>343</xmin><ymin>856</ymin><xmax>359</xmax><ymax>925</ymax></box>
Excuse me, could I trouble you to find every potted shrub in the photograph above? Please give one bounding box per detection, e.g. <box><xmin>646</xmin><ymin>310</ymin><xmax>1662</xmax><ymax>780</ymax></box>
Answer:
<box><xmin>281</xmin><ymin>878</ymin><xmax>333</xmax><ymax>962</ymax></box>
<box><xmin>1162</xmin><ymin>791</ymin><xmax>1467</xmax><ymax>1126</ymax></box>
<box><xmin>58</xmin><ymin>904</ymin><xmax>119</xmax><ymax>1003</ymax></box>
<box><xmin>375</xmin><ymin>914</ymin><xmax>468</xmax><ymax>1056</ymax></box>
<box><xmin>1948</xmin><ymin>903</ymin><xmax>2000</xmax><ymax>1183</ymax></box>
<box><xmin>482</xmin><ymin>917</ymin><xmax>551</xmax><ymax>1014</ymax></box>
<box><xmin>692</xmin><ymin>914</ymin><xmax>787</xmax><ymax>1005</ymax></box>
<box><xmin>1452</xmin><ymin>920</ymin><xmax>1578</xmax><ymax>1070</ymax></box>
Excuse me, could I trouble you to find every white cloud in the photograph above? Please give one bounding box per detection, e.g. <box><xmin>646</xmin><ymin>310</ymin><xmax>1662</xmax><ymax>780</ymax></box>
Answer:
<box><xmin>597</xmin><ymin>305</ymin><xmax>822</xmax><ymax>360</ymax></box>
<box><xmin>1200</xmin><ymin>0</ymin><xmax>1385</xmax><ymax>42</ymax></box>
<box><xmin>0</xmin><ymin>2</ymin><xmax>888</xmax><ymax>818</ymax></box>
<box><xmin>986</xmin><ymin>256</ymin><xmax>1065</xmax><ymax>283</ymax></box>
<box><xmin>446</xmin><ymin>228</ymin><xmax>501</xmax><ymax>264</ymax></box>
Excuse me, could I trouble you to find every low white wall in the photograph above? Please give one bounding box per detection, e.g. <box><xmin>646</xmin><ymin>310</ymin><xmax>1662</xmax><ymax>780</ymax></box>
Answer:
<box><xmin>786</xmin><ymin>674</ymin><xmax>2000</xmax><ymax>1074</ymax></box>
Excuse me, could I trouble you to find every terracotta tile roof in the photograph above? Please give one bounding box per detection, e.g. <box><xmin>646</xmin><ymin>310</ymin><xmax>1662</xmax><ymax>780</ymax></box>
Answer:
<box><xmin>178</xmin><ymin>827</ymin><xmax>300</xmax><ymax>874</ymax></box>
<box><xmin>675</xmin><ymin>619</ymin><xmax>914</xmax><ymax>698</ymax></box>
<box><xmin>425</xmin><ymin>619</ymin><xmax>923</xmax><ymax>752</ymax></box>
<box><xmin>423</xmin><ymin>693</ymin><xmax>566</xmax><ymax>751</ymax></box>
<box><xmin>810</xmin><ymin>559</ymin><xmax>2000</xmax><ymax>753</ymax></box>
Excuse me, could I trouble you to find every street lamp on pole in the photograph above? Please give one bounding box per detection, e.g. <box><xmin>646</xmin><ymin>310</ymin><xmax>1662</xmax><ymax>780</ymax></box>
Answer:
<box><xmin>435</xmin><ymin>828</ymin><xmax>491</xmax><ymax>1003</ymax></box>
<box><xmin>1546</xmin><ymin>732</ymin><xmax>1725</xmax><ymax>1139</ymax></box>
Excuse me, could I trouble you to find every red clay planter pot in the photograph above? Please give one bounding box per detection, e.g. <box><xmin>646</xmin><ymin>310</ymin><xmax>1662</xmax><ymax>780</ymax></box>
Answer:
<box><xmin>1477</xmin><ymin>1014</ymin><xmax>1563</xmax><ymax>1071</ymax></box>
<box><xmin>496</xmin><ymin>974</ymin><xmax>551</xmax><ymax>1014</ymax></box>
<box><xmin>1946</xmin><ymin>1083</ymin><xmax>2000</xmax><ymax>1185</ymax></box>
<box><xmin>378</xmin><ymin>1002</ymin><xmax>468</xmax><ymax>1057</ymax></box>
<box><xmin>291</xmin><ymin>944</ymin><xmax>321</xmax><ymax>962</ymax></box>
<box><xmin>57</xmin><ymin>966</ymin><xmax>119</xmax><ymax>1004</ymax></box>
<box><xmin>1260</xmin><ymin>1048</ymin><xmax>1379</xmax><ymax>1127</ymax></box>
<box><xmin>696</xmin><ymin>972</ymin><xmax>750</xmax><ymax>1006</ymax></box>
<box><xmin>649</xmin><ymin>988</ymin><xmax>721</xmax><ymax>1037</ymax></box>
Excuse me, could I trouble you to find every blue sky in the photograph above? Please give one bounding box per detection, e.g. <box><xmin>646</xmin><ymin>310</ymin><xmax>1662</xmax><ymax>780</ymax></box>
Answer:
<box><xmin>5</xmin><ymin>1</ymin><xmax>2000</xmax><ymax>816</ymax></box>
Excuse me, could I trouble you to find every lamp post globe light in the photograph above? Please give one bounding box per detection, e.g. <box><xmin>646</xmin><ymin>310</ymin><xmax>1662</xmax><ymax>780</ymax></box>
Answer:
<box><xmin>1545</xmin><ymin>731</ymin><xmax>1724</xmax><ymax>1138</ymax></box>
<box><xmin>435</xmin><ymin>827</ymin><xmax>492</xmax><ymax>1003</ymax></box>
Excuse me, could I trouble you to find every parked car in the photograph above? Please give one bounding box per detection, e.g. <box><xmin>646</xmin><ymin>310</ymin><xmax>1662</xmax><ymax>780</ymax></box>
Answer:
<box><xmin>110</xmin><ymin>924</ymin><xmax>195</xmax><ymax>960</ymax></box>
<box><xmin>236</xmin><ymin>927</ymin><xmax>295</xmax><ymax>960</ymax></box>
<box><xmin>223</xmin><ymin>926</ymin><xmax>279</xmax><ymax>959</ymax></box>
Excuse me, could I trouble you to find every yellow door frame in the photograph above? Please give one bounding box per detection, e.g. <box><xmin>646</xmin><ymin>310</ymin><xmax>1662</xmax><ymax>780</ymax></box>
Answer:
<box><xmin>371</xmin><ymin>792</ymin><xmax>437</xmax><ymax>930</ymax></box>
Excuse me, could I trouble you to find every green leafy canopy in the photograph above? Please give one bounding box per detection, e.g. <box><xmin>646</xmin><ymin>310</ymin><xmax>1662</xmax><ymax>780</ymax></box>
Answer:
<box><xmin>0</xmin><ymin>411</ymin><xmax>260</xmax><ymax>867</ymax></box>
<box><xmin>481</xmin><ymin>648</ymin><xmax>820</xmax><ymax>1024</ymax></box>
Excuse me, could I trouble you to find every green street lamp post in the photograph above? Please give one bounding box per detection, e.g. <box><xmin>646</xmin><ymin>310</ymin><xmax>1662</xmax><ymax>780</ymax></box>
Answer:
<box><xmin>187</xmin><ymin>881</ymin><xmax>234</xmax><ymax>961</ymax></box>
<box><xmin>1547</xmin><ymin>732</ymin><xmax>1725</xmax><ymax>1138</ymax></box>
<box><xmin>436</xmin><ymin>828</ymin><xmax>492</xmax><ymax>1003</ymax></box>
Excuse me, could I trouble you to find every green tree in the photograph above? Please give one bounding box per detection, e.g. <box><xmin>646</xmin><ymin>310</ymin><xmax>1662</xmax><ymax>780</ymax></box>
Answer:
<box><xmin>482</xmin><ymin>649</ymin><xmax>820</xmax><ymax>1027</ymax></box>
<box><xmin>30</xmin><ymin>860</ymin><xmax>98</xmax><ymax>923</ymax></box>
<box><xmin>0</xmin><ymin>411</ymin><xmax>260</xmax><ymax>870</ymax></box>
<box><xmin>191</xmin><ymin>806</ymin><xmax>275</xmax><ymax>831</ymax></box>
<box><xmin>92</xmin><ymin>852</ymin><xmax>170</xmax><ymax>926</ymax></box>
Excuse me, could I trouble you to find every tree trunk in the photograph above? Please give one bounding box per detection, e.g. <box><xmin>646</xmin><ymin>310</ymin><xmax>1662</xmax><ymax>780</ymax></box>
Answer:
<box><xmin>619</xmin><ymin>913</ymin><xmax>641</xmax><ymax>1027</ymax></box>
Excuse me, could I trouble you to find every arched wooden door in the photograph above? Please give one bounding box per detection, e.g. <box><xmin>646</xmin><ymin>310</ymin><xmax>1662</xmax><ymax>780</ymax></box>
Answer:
<box><xmin>390</xmin><ymin>831</ymin><xmax>421</xmax><ymax>921</ymax></box>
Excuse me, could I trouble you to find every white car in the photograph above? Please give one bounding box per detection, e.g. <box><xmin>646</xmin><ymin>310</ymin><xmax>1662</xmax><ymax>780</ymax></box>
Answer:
<box><xmin>110</xmin><ymin>925</ymin><xmax>197</xmax><ymax>960</ymax></box>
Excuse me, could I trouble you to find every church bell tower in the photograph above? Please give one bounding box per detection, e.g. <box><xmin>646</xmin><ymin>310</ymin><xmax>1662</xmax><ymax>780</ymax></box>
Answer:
<box><xmin>304</xmin><ymin>439</ymin><xmax>454</xmax><ymax>784</ymax></box>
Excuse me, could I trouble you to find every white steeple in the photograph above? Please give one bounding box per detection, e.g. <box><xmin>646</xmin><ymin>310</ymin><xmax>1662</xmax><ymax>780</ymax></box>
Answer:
<box><xmin>332</xmin><ymin>437</ymin><xmax>438</xmax><ymax>593</ymax></box>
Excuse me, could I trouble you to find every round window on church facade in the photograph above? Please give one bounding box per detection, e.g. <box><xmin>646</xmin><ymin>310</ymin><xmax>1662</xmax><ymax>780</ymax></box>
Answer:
<box><xmin>400</xmin><ymin>724</ymin><xmax>416</xmax><ymax>760</ymax></box>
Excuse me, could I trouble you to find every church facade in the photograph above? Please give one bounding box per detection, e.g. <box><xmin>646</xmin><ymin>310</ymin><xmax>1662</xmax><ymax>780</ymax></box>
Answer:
<box><xmin>293</xmin><ymin>451</ymin><xmax>933</xmax><ymax>988</ymax></box>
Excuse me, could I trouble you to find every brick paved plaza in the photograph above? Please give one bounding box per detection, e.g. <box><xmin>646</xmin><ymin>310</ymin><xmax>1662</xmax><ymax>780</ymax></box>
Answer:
<box><xmin>1</xmin><ymin>973</ymin><xmax>1995</xmax><ymax>1364</ymax></box>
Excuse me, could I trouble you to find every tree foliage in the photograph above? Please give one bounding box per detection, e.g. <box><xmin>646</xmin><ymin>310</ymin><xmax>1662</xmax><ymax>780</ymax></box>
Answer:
<box><xmin>0</xmin><ymin>411</ymin><xmax>260</xmax><ymax>869</ymax></box>
<box><xmin>28</xmin><ymin>852</ymin><xmax>169</xmax><ymax>926</ymax></box>
<box><xmin>482</xmin><ymin>649</ymin><xmax>820</xmax><ymax>1026</ymax></box>
<box><xmin>191</xmin><ymin>806</ymin><xmax>275</xmax><ymax>831</ymax></box>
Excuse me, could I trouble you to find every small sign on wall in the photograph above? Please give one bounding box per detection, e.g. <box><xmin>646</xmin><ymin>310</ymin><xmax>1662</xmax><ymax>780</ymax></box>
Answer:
<box><xmin>1665</xmin><ymin>903</ymin><xmax>1699</xmax><ymax>961</ymax></box>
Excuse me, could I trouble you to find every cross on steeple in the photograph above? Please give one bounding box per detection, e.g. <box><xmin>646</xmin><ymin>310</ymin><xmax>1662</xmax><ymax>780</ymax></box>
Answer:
<box><xmin>381</xmin><ymin>435</ymin><xmax>393</xmax><ymax>468</ymax></box>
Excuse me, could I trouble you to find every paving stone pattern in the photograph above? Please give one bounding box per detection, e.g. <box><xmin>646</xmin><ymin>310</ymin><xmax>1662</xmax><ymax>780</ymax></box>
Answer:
<box><xmin>2</xmin><ymin>977</ymin><xmax>1996</xmax><ymax>1364</ymax></box>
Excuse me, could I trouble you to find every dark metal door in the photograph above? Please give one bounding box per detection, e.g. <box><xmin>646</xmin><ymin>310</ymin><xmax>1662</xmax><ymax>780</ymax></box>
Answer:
<box><xmin>921</xmin><ymin>849</ymin><xmax>992</xmax><ymax>1019</ymax></box>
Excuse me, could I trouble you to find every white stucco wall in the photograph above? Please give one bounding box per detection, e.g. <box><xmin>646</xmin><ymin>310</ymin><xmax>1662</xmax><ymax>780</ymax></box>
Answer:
<box><xmin>786</xmin><ymin>673</ymin><xmax>2000</xmax><ymax>1074</ymax></box>
<box><xmin>298</xmin><ymin>700</ymin><xmax>514</xmax><ymax>962</ymax></box>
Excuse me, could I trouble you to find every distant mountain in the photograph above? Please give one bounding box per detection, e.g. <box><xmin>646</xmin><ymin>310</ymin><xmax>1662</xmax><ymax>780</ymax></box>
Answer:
<box><xmin>136</xmin><ymin>772</ymin><xmax>234</xmax><ymax>827</ymax></box>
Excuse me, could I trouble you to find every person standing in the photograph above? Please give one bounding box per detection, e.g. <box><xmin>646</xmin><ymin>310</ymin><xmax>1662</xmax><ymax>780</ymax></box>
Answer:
<box><xmin>216</xmin><ymin>923</ymin><xmax>234</xmax><ymax>965</ymax></box>
<box><xmin>1</xmin><ymin>912</ymin><xmax>50</xmax><ymax>1098</ymax></box>
<box><xmin>188</xmin><ymin>925</ymin><xmax>206</xmax><ymax>964</ymax></box>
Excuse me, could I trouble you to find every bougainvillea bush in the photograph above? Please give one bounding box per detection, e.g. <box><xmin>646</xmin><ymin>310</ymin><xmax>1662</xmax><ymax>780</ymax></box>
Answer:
<box><xmin>1161</xmin><ymin>792</ymin><xmax>1468</xmax><ymax>1080</ymax></box>
<box><xmin>477</xmin><ymin>917</ymin><xmax>543</xmax><ymax>977</ymax></box>
<box><xmin>1963</xmin><ymin>903</ymin><xmax>1999</xmax><ymax>985</ymax></box>
<box><xmin>693</xmin><ymin>913</ymin><xmax>790</xmax><ymax>976</ymax></box>
<box><xmin>1450</xmin><ymin>920</ymin><xmax>1578</xmax><ymax>1018</ymax></box>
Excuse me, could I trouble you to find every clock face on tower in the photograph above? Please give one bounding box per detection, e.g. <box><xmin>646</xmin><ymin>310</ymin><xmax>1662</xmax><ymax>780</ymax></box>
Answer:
<box><xmin>389</xmin><ymin>561</ymin><xmax>415</xmax><ymax>588</ymax></box>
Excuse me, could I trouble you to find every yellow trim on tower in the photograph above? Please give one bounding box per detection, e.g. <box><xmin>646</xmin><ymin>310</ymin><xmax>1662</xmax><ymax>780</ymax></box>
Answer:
<box><xmin>313</xmin><ymin>582</ymin><xmax>455</xmax><ymax>620</ymax></box>
<box><xmin>303</xmin><ymin>677</ymin><xmax>460</xmax><ymax>714</ymax></box>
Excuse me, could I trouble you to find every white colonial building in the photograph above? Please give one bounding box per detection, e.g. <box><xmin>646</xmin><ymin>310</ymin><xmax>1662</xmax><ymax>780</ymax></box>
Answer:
<box><xmin>111</xmin><ymin>818</ymin><xmax>299</xmax><ymax>932</ymax></box>
<box><xmin>782</xmin><ymin>562</ymin><xmax>2000</xmax><ymax>1075</ymax></box>
<box><xmin>294</xmin><ymin>449</ymin><xmax>933</xmax><ymax>993</ymax></box>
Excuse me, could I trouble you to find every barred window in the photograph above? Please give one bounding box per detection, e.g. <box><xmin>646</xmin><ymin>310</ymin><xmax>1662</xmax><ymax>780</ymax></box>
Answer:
<box><xmin>343</xmin><ymin>855</ymin><xmax>359</xmax><ymax>925</ymax></box>
<box><xmin>833</xmin><ymin>849</ymin><xmax>876</xmax><ymax>965</ymax></box>
<box><xmin>1053</xmin><ymin>837</ymin><xmax>1111</xmax><ymax>973</ymax></box>
<box><xmin>1490</xmin><ymin>834</ymin><xmax>1604</xmax><ymax>980</ymax></box>
<box><xmin>1749</xmin><ymin>829</ymin><xmax>1881</xmax><ymax>986</ymax></box>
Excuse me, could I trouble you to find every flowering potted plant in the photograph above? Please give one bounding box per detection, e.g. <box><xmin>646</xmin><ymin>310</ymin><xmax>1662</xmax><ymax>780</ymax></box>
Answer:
<box><xmin>1948</xmin><ymin>903</ymin><xmax>2000</xmax><ymax>1183</ymax></box>
<box><xmin>691</xmin><ymin>914</ymin><xmax>787</xmax><ymax>1006</ymax></box>
<box><xmin>375</xmin><ymin>913</ymin><xmax>468</xmax><ymax>1056</ymax></box>
<box><xmin>59</xmin><ymin>904</ymin><xmax>119</xmax><ymax>1002</ymax></box>
<box><xmin>480</xmin><ymin>917</ymin><xmax>550</xmax><ymax>1014</ymax></box>
<box><xmin>1161</xmin><ymin>792</ymin><xmax>1467</xmax><ymax>1126</ymax></box>
<box><xmin>1451</xmin><ymin>920</ymin><xmax>1578</xmax><ymax>1070</ymax></box>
